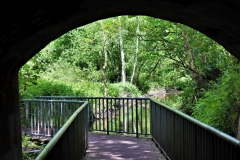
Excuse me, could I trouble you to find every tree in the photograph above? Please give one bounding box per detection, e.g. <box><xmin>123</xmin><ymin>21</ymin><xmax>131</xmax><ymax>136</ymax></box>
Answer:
<box><xmin>118</xmin><ymin>16</ymin><xmax>126</xmax><ymax>83</ymax></box>
<box><xmin>130</xmin><ymin>16</ymin><xmax>140</xmax><ymax>84</ymax></box>
<box><xmin>101</xmin><ymin>20</ymin><xmax>108</xmax><ymax>96</ymax></box>
<box><xmin>19</xmin><ymin>15</ymin><xmax>240</xmax><ymax>138</ymax></box>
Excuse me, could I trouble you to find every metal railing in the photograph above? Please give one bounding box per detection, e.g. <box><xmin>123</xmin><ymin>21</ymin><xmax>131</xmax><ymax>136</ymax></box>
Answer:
<box><xmin>26</xmin><ymin>96</ymin><xmax>240</xmax><ymax>160</ymax></box>
<box><xmin>150</xmin><ymin>98</ymin><xmax>240</xmax><ymax>160</ymax></box>
<box><xmin>22</xmin><ymin>99</ymin><xmax>84</xmax><ymax>137</ymax></box>
<box><xmin>35</xmin><ymin>96</ymin><xmax>151</xmax><ymax>137</ymax></box>
<box><xmin>24</xmin><ymin>100</ymin><xmax>88</xmax><ymax>160</ymax></box>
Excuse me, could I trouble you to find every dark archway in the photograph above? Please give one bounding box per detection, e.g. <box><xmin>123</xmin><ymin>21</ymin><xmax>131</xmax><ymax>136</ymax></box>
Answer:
<box><xmin>1</xmin><ymin>1</ymin><xmax>240</xmax><ymax>159</ymax></box>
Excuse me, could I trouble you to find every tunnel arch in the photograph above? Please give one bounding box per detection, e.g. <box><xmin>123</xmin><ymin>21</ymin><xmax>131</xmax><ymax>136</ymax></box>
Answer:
<box><xmin>1</xmin><ymin>1</ymin><xmax>240</xmax><ymax>159</ymax></box>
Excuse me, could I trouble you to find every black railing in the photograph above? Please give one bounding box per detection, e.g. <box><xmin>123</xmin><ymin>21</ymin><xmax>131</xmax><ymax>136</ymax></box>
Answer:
<box><xmin>35</xmin><ymin>96</ymin><xmax>150</xmax><ymax>137</ymax></box>
<box><xmin>24</xmin><ymin>96</ymin><xmax>240</xmax><ymax>160</ymax></box>
<box><xmin>150</xmin><ymin>98</ymin><xmax>240</xmax><ymax>160</ymax></box>
<box><xmin>25</xmin><ymin>100</ymin><xmax>89</xmax><ymax>160</ymax></box>
<box><xmin>22</xmin><ymin>99</ymin><xmax>83</xmax><ymax>137</ymax></box>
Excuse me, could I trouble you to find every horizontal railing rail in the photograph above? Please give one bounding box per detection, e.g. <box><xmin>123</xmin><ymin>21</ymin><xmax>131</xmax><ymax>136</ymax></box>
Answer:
<box><xmin>150</xmin><ymin>98</ymin><xmax>240</xmax><ymax>160</ymax></box>
<box><xmin>35</xmin><ymin>101</ymin><xmax>88</xmax><ymax>160</ymax></box>
<box><xmin>35</xmin><ymin>96</ymin><xmax>151</xmax><ymax>137</ymax></box>
<box><xmin>22</xmin><ymin>99</ymin><xmax>84</xmax><ymax>137</ymax></box>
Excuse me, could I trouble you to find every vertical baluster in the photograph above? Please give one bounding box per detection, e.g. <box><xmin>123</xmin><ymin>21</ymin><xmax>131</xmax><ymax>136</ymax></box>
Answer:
<box><xmin>48</xmin><ymin>100</ymin><xmax>52</xmax><ymax>136</ymax></box>
<box><xmin>150</xmin><ymin>100</ymin><xmax>153</xmax><ymax>136</ymax></box>
<box><xmin>41</xmin><ymin>101</ymin><xmax>43</xmax><ymax>135</ymax></box>
<box><xmin>98</xmin><ymin>98</ymin><xmax>101</xmax><ymax>131</ymax></box>
<box><xmin>41</xmin><ymin>101</ymin><xmax>44</xmax><ymax>135</ymax></box>
<box><xmin>106</xmin><ymin>99</ymin><xmax>109</xmax><ymax>135</ymax></box>
<box><xmin>101</xmin><ymin>98</ymin><xmax>106</xmax><ymax>131</ymax></box>
<box><xmin>110</xmin><ymin>98</ymin><xmax>113</xmax><ymax>132</ymax></box>
<box><xmin>140</xmin><ymin>99</ymin><xmax>143</xmax><ymax>135</ymax></box>
<box><xmin>50</xmin><ymin>101</ymin><xmax>54</xmax><ymax>136</ymax></box>
<box><xmin>65</xmin><ymin>101</ymin><xmax>67</xmax><ymax>125</ymax></box>
<box><xmin>25</xmin><ymin>101</ymin><xmax>29</xmax><ymax>135</ymax></box>
<box><xmin>36</xmin><ymin>101</ymin><xmax>38</xmax><ymax>135</ymax></box>
<box><xmin>59</xmin><ymin>101</ymin><xmax>61</xmax><ymax>130</ymax></box>
<box><xmin>62</xmin><ymin>101</ymin><xmax>65</xmax><ymax>128</ymax></box>
<box><xmin>127</xmin><ymin>98</ymin><xmax>129</xmax><ymax>134</ymax></box>
<box><xmin>37</xmin><ymin>101</ymin><xmax>40</xmax><ymax>135</ymax></box>
<box><xmin>34</xmin><ymin>102</ymin><xmax>37</xmax><ymax>135</ymax></box>
<box><xmin>44</xmin><ymin>101</ymin><xmax>46</xmax><ymax>135</ymax></box>
<box><xmin>55</xmin><ymin>101</ymin><xmax>58</xmax><ymax>135</ymax></box>
<box><xmin>64</xmin><ymin>101</ymin><xmax>67</xmax><ymax>126</ymax></box>
<box><xmin>87</xmin><ymin>98</ymin><xmax>90</xmax><ymax>131</ymax></box>
<box><xmin>46</xmin><ymin>101</ymin><xmax>49</xmax><ymax>136</ymax></box>
<box><xmin>89</xmin><ymin>98</ymin><xmax>91</xmax><ymax>131</ymax></box>
<box><xmin>30</xmin><ymin>102</ymin><xmax>33</xmax><ymax>135</ymax></box>
<box><xmin>145</xmin><ymin>99</ymin><xmax>147</xmax><ymax>134</ymax></box>
<box><xmin>43</xmin><ymin>101</ymin><xmax>46</xmax><ymax>135</ymax></box>
<box><xmin>114</xmin><ymin>98</ymin><xmax>117</xmax><ymax>132</ymax></box>
<box><xmin>123</xmin><ymin>98</ymin><xmax>126</xmax><ymax>133</ymax></box>
<box><xmin>136</xmin><ymin>99</ymin><xmax>138</xmax><ymax>137</ymax></box>
<box><xmin>95</xmin><ymin>98</ymin><xmax>97</xmax><ymax>130</ymax></box>
<box><xmin>131</xmin><ymin>98</ymin><xmax>134</xmax><ymax>134</ymax></box>
<box><xmin>118</xmin><ymin>98</ymin><xmax>121</xmax><ymax>133</ymax></box>
<box><xmin>61</xmin><ymin>101</ymin><xmax>63</xmax><ymax>128</ymax></box>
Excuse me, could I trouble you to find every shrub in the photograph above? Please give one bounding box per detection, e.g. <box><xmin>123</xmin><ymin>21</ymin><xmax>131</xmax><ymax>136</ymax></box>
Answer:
<box><xmin>22</xmin><ymin>79</ymin><xmax>74</xmax><ymax>99</ymax></box>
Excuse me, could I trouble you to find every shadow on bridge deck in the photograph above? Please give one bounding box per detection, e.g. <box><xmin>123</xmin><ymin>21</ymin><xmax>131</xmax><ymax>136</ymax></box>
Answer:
<box><xmin>82</xmin><ymin>132</ymin><xmax>166</xmax><ymax>160</ymax></box>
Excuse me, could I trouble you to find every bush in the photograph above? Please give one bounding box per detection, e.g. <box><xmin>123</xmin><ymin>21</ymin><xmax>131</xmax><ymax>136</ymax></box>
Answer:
<box><xmin>22</xmin><ymin>79</ymin><xmax>74</xmax><ymax>99</ymax></box>
<box><xmin>73</xmin><ymin>81</ymin><xmax>103</xmax><ymax>97</ymax></box>
<box><xmin>193</xmin><ymin>72</ymin><xmax>240</xmax><ymax>137</ymax></box>
<box><xmin>108</xmin><ymin>82</ymin><xmax>142</xmax><ymax>97</ymax></box>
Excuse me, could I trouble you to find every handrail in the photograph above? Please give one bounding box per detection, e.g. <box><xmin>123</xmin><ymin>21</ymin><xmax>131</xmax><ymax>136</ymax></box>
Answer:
<box><xmin>35</xmin><ymin>101</ymin><xmax>88</xmax><ymax>160</ymax></box>
<box><xmin>150</xmin><ymin>97</ymin><xmax>240</xmax><ymax>160</ymax></box>
<box><xmin>30</xmin><ymin>96</ymin><xmax>240</xmax><ymax>159</ymax></box>
<box><xmin>34</xmin><ymin>96</ymin><xmax>151</xmax><ymax>137</ymax></box>
<box><xmin>150</xmin><ymin>98</ymin><xmax>240</xmax><ymax>147</ymax></box>
<box><xmin>35</xmin><ymin>96</ymin><xmax>149</xmax><ymax>100</ymax></box>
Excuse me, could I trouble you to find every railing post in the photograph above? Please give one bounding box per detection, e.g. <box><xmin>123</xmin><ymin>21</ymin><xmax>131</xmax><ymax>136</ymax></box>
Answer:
<box><xmin>25</xmin><ymin>101</ymin><xmax>29</xmax><ymax>135</ymax></box>
<box><xmin>106</xmin><ymin>98</ymin><xmax>109</xmax><ymax>135</ymax></box>
<box><xmin>136</xmin><ymin>99</ymin><xmax>138</xmax><ymax>138</ymax></box>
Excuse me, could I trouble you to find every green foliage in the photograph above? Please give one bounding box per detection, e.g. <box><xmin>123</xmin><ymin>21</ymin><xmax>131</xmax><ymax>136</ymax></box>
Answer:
<box><xmin>22</xmin><ymin>79</ymin><xmax>74</xmax><ymax>99</ymax></box>
<box><xmin>19</xmin><ymin>15</ymin><xmax>240</xmax><ymax>138</ymax></box>
<box><xmin>73</xmin><ymin>82</ymin><xmax>104</xmax><ymax>97</ymax></box>
<box><xmin>108</xmin><ymin>82</ymin><xmax>142</xmax><ymax>97</ymax></box>
<box><xmin>178</xmin><ymin>84</ymin><xmax>197</xmax><ymax>115</ymax></box>
<box><xmin>193</xmin><ymin>67</ymin><xmax>240</xmax><ymax>136</ymax></box>
<box><xmin>161</xmin><ymin>94</ymin><xmax>183</xmax><ymax>109</ymax></box>
<box><xmin>22</xmin><ymin>135</ymin><xmax>46</xmax><ymax>160</ymax></box>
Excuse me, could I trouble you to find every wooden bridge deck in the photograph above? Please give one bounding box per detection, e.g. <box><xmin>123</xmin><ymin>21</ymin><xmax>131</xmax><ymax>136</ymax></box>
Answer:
<box><xmin>82</xmin><ymin>132</ymin><xmax>166</xmax><ymax>160</ymax></box>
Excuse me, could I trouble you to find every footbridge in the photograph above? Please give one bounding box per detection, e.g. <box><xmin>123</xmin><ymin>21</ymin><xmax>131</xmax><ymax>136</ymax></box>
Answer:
<box><xmin>21</xmin><ymin>96</ymin><xmax>240</xmax><ymax>160</ymax></box>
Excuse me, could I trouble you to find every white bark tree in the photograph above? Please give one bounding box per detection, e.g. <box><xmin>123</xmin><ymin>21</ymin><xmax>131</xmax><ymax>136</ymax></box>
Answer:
<box><xmin>131</xmin><ymin>16</ymin><xmax>140</xmax><ymax>84</ymax></box>
<box><xmin>118</xmin><ymin>16</ymin><xmax>126</xmax><ymax>83</ymax></box>
<box><xmin>101</xmin><ymin>20</ymin><xmax>108</xmax><ymax>96</ymax></box>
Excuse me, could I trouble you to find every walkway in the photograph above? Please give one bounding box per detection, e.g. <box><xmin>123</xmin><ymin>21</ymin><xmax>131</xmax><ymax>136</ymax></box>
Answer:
<box><xmin>82</xmin><ymin>132</ymin><xmax>166</xmax><ymax>160</ymax></box>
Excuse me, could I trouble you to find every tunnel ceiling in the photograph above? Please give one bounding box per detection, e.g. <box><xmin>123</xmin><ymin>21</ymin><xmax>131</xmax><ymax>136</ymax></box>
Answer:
<box><xmin>1</xmin><ymin>0</ymin><xmax>240</xmax><ymax>69</ymax></box>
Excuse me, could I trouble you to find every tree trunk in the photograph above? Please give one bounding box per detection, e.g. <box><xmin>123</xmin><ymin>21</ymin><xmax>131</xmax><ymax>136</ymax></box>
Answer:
<box><xmin>118</xmin><ymin>16</ymin><xmax>126</xmax><ymax>83</ymax></box>
<box><xmin>182</xmin><ymin>27</ymin><xmax>198</xmax><ymax>82</ymax></box>
<box><xmin>101</xmin><ymin>20</ymin><xmax>108</xmax><ymax>96</ymax></box>
<box><xmin>131</xmin><ymin>16</ymin><xmax>140</xmax><ymax>84</ymax></box>
<box><xmin>182</xmin><ymin>27</ymin><xmax>199</xmax><ymax>101</ymax></box>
